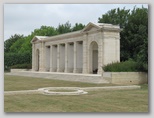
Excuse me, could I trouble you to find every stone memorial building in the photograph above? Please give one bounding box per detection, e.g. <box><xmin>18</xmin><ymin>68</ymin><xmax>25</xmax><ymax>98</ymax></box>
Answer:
<box><xmin>31</xmin><ymin>22</ymin><xmax>121</xmax><ymax>74</ymax></box>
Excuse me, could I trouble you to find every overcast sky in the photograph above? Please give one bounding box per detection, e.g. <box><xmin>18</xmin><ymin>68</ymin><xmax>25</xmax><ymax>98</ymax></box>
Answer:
<box><xmin>4</xmin><ymin>4</ymin><xmax>148</xmax><ymax>40</ymax></box>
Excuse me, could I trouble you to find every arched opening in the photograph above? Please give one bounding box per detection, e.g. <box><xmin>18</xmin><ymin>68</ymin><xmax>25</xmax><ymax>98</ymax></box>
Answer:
<box><xmin>89</xmin><ymin>41</ymin><xmax>98</xmax><ymax>74</ymax></box>
<box><xmin>36</xmin><ymin>49</ymin><xmax>40</xmax><ymax>71</ymax></box>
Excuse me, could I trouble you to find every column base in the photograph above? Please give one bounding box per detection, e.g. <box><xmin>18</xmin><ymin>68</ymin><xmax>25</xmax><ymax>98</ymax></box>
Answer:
<box><xmin>82</xmin><ymin>68</ymin><xmax>88</xmax><ymax>74</ymax></box>
<box><xmin>32</xmin><ymin>67</ymin><xmax>35</xmax><ymax>71</ymax></box>
<box><xmin>64</xmin><ymin>69</ymin><xmax>68</xmax><ymax>73</ymax></box>
<box><xmin>57</xmin><ymin>68</ymin><xmax>60</xmax><ymax>72</ymax></box>
<box><xmin>39</xmin><ymin>68</ymin><xmax>46</xmax><ymax>72</ymax></box>
<box><xmin>50</xmin><ymin>68</ymin><xmax>53</xmax><ymax>72</ymax></box>
<box><xmin>73</xmin><ymin>69</ymin><xmax>77</xmax><ymax>73</ymax></box>
<box><xmin>97</xmin><ymin>68</ymin><xmax>102</xmax><ymax>75</ymax></box>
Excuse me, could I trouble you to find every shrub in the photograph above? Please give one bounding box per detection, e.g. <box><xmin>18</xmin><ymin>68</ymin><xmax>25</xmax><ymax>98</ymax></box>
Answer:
<box><xmin>4</xmin><ymin>52</ymin><xmax>32</xmax><ymax>68</ymax></box>
<box><xmin>103</xmin><ymin>60</ymin><xmax>139</xmax><ymax>72</ymax></box>
<box><xmin>11</xmin><ymin>63</ymin><xmax>32</xmax><ymax>69</ymax></box>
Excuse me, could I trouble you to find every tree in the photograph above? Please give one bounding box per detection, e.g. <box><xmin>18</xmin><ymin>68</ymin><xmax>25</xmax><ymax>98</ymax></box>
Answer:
<box><xmin>56</xmin><ymin>21</ymin><xmax>72</xmax><ymax>34</ymax></box>
<box><xmin>72</xmin><ymin>23</ymin><xmax>85</xmax><ymax>31</ymax></box>
<box><xmin>98</xmin><ymin>7</ymin><xmax>130</xmax><ymax>28</ymax></box>
<box><xmin>123</xmin><ymin>7</ymin><xmax>148</xmax><ymax>60</ymax></box>
<box><xmin>125</xmin><ymin>7</ymin><xmax>148</xmax><ymax>72</ymax></box>
<box><xmin>9</xmin><ymin>37</ymin><xmax>25</xmax><ymax>53</ymax></box>
<box><xmin>31</xmin><ymin>26</ymin><xmax>58</xmax><ymax>36</ymax></box>
<box><xmin>98</xmin><ymin>6</ymin><xmax>148</xmax><ymax>72</ymax></box>
<box><xmin>136</xmin><ymin>37</ymin><xmax>148</xmax><ymax>71</ymax></box>
<box><xmin>4</xmin><ymin>22</ymin><xmax>86</xmax><ymax>69</ymax></box>
<box><xmin>4</xmin><ymin>34</ymin><xmax>24</xmax><ymax>53</ymax></box>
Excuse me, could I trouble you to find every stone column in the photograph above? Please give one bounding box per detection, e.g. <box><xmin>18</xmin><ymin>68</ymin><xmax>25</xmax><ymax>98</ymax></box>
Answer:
<box><xmin>32</xmin><ymin>43</ymin><xmax>35</xmax><ymax>71</ymax></box>
<box><xmin>50</xmin><ymin>45</ymin><xmax>53</xmax><ymax>72</ymax></box>
<box><xmin>64</xmin><ymin>43</ymin><xmax>68</xmax><ymax>73</ymax></box>
<box><xmin>82</xmin><ymin>35</ymin><xmax>88</xmax><ymax>74</ymax></box>
<box><xmin>52</xmin><ymin>45</ymin><xmax>57</xmax><ymax>72</ymax></box>
<box><xmin>57</xmin><ymin>44</ymin><xmax>60</xmax><ymax>72</ymax></box>
<box><xmin>45</xmin><ymin>46</ymin><xmax>50</xmax><ymax>71</ymax></box>
<box><xmin>73</xmin><ymin>42</ymin><xmax>77</xmax><ymax>73</ymax></box>
<box><xmin>59</xmin><ymin>44</ymin><xmax>65</xmax><ymax>72</ymax></box>
<box><xmin>39</xmin><ymin>42</ymin><xmax>45</xmax><ymax>71</ymax></box>
<box><xmin>97</xmin><ymin>43</ymin><xmax>103</xmax><ymax>75</ymax></box>
<box><xmin>101</xmin><ymin>32</ymin><xmax>104</xmax><ymax>67</ymax></box>
<box><xmin>101</xmin><ymin>31</ymin><xmax>105</xmax><ymax>76</ymax></box>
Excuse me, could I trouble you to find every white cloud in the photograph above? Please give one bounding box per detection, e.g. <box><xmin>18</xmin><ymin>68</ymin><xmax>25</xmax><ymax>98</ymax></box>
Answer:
<box><xmin>4</xmin><ymin>4</ymin><xmax>148</xmax><ymax>40</ymax></box>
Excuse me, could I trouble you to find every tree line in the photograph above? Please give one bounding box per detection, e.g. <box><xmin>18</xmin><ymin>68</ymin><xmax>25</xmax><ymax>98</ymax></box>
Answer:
<box><xmin>4</xmin><ymin>6</ymin><xmax>148</xmax><ymax>72</ymax></box>
<box><xmin>4</xmin><ymin>22</ymin><xmax>85</xmax><ymax>70</ymax></box>
<box><xmin>98</xmin><ymin>6</ymin><xmax>148</xmax><ymax>72</ymax></box>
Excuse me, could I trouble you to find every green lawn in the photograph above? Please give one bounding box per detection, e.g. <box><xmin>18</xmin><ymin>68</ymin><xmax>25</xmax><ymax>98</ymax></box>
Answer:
<box><xmin>4</xmin><ymin>75</ymin><xmax>115</xmax><ymax>91</ymax></box>
<box><xmin>4</xmin><ymin>75</ymin><xmax>148</xmax><ymax>112</ymax></box>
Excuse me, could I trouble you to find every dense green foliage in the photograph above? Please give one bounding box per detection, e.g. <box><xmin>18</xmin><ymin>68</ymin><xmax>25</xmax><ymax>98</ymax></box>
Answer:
<box><xmin>4</xmin><ymin>34</ymin><xmax>24</xmax><ymax>53</ymax></box>
<box><xmin>72</xmin><ymin>23</ymin><xmax>85</xmax><ymax>31</ymax></box>
<box><xmin>4</xmin><ymin>52</ymin><xmax>32</xmax><ymax>70</ymax></box>
<box><xmin>103</xmin><ymin>60</ymin><xmax>139</xmax><ymax>72</ymax></box>
<box><xmin>98</xmin><ymin>6</ymin><xmax>148</xmax><ymax>72</ymax></box>
<box><xmin>11</xmin><ymin>63</ymin><xmax>32</xmax><ymax>69</ymax></box>
<box><xmin>98</xmin><ymin>7</ymin><xmax>130</xmax><ymax>28</ymax></box>
<box><xmin>56</xmin><ymin>22</ymin><xmax>85</xmax><ymax>34</ymax></box>
<box><xmin>56</xmin><ymin>21</ymin><xmax>72</xmax><ymax>34</ymax></box>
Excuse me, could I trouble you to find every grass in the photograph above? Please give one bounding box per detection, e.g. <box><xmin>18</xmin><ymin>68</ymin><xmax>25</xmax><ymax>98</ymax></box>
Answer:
<box><xmin>4</xmin><ymin>75</ymin><xmax>148</xmax><ymax>112</ymax></box>
<box><xmin>4</xmin><ymin>75</ymin><xmax>115</xmax><ymax>91</ymax></box>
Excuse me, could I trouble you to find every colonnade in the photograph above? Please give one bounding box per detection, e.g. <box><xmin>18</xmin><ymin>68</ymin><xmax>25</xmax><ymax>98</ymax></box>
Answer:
<box><xmin>33</xmin><ymin>40</ymin><xmax>100</xmax><ymax>74</ymax></box>
<box><xmin>45</xmin><ymin>41</ymin><xmax>83</xmax><ymax>73</ymax></box>
<box><xmin>32</xmin><ymin>22</ymin><xmax>121</xmax><ymax>75</ymax></box>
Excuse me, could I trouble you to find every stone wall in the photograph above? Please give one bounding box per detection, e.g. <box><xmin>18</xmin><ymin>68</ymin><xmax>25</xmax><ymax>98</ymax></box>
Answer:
<box><xmin>9</xmin><ymin>70</ymin><xmax>148</xmax><ymax>85</ymax></box>
<box><xmin>103</xmin><ymin>72</ymin><xmax>148</xmax><ymax>85</ymax></box>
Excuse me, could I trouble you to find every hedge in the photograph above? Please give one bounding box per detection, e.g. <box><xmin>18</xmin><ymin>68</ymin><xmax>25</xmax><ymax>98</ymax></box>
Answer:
<box><xmin>11</xmin><ymin>63</ymin><xmax>32</xmax><ymax>69</ymax></box>
<box><xmin>102</xmin><ymin>60</ymin><xmax>139</xmax><ymax>72</ymax></box>
<box><xmin>4</xmin><ymin>52</ymin><xmax>32</xmax><ymax>68</ymax></box>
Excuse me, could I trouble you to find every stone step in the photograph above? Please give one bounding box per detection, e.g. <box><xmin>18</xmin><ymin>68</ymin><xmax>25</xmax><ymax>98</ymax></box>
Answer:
<box><xmin>5</xmin><ymin>71</ymin><xmax>110</xmax><ymax>84</ymax></box>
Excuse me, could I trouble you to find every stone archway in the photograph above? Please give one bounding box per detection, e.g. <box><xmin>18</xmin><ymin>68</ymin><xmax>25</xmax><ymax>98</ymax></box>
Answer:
<box><xmin>89</xmin><ymin>41</ymin><xmax>98</xmax><ymax>74</ymax></box>
<box><xmin>36</xmin><ymin>49</ymin><xmax>40</xmax><ymax>71</ymax></box>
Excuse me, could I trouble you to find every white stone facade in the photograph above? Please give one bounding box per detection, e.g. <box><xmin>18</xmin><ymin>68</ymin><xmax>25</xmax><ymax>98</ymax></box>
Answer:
<box><xmin>31</xmin><ymin>22</ymin><xmax>121</xmax><ymax>74</ymax></box>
